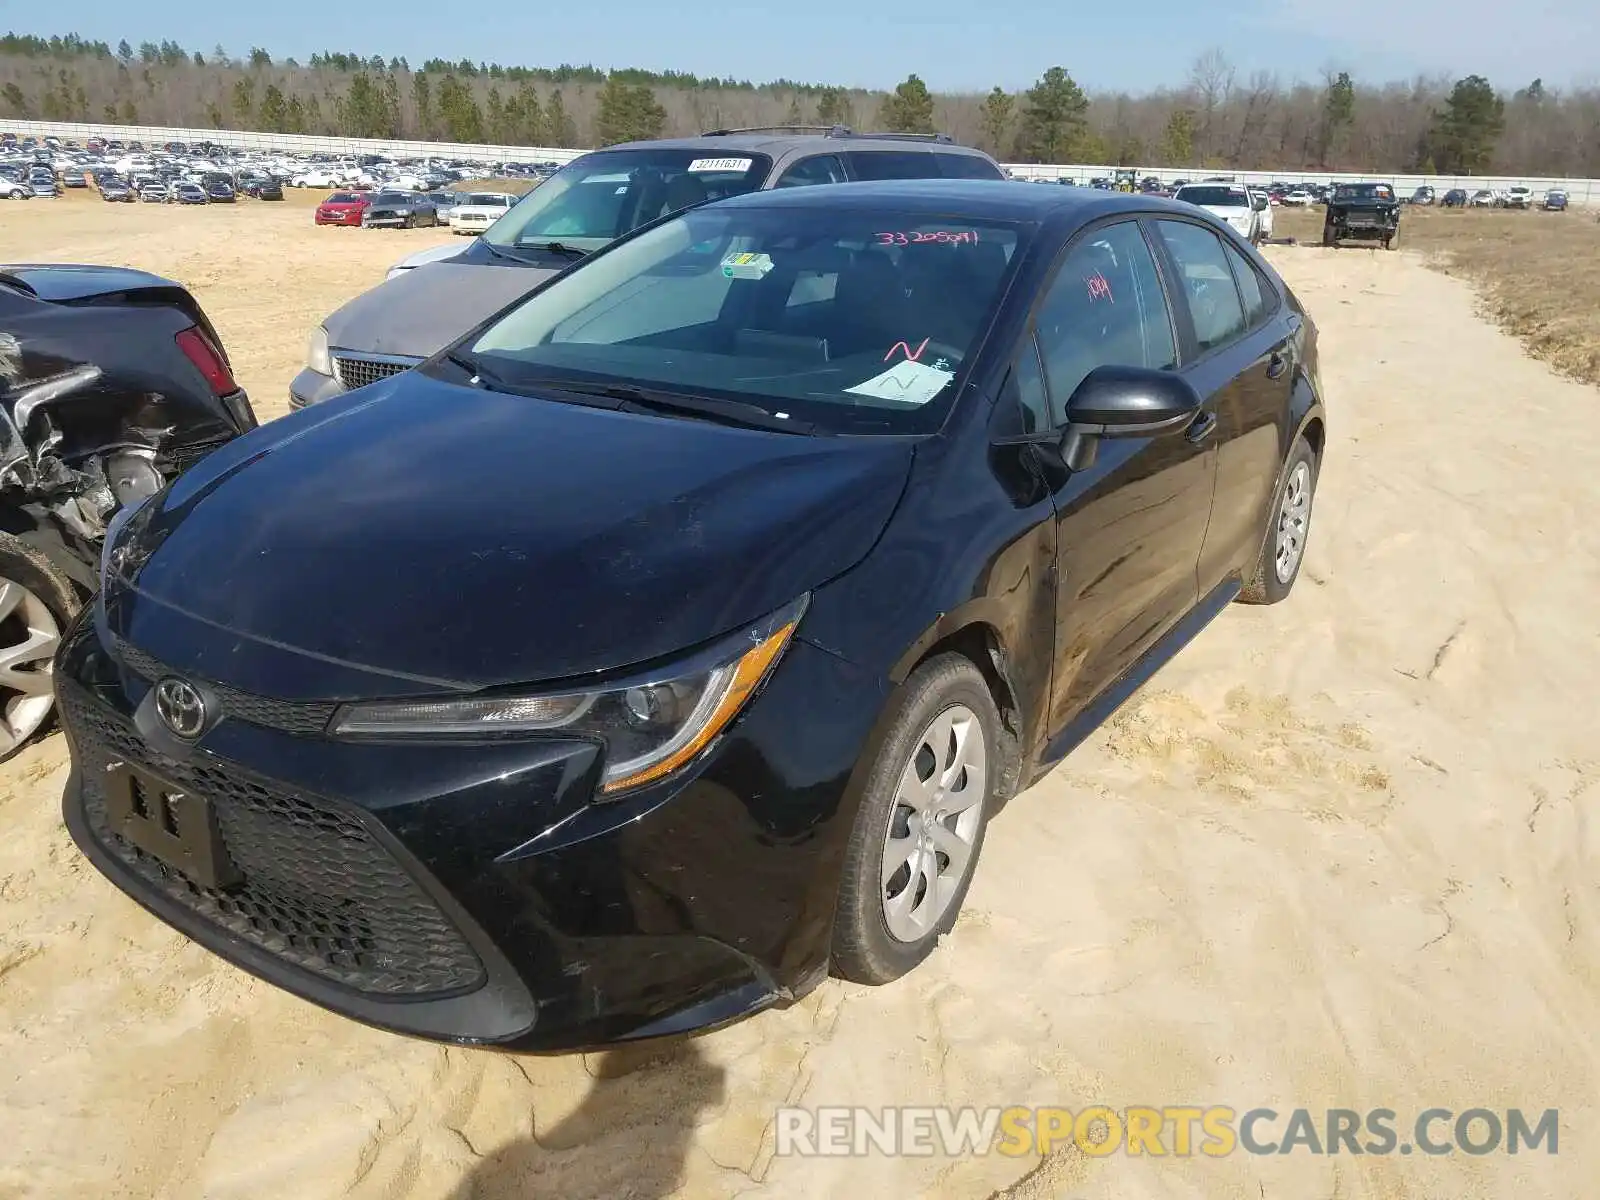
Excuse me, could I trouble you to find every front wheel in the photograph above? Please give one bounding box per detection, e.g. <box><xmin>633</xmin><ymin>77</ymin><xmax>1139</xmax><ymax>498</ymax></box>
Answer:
<box><xmin>831</xmin><ymin>654</ymin><xmax>1000</xmax><ymax>985</ymax></box>
<box><xmin>1239</xmin><ymin>437</ymin><xmax>1319</xmax><ymax>605</ymax></box>
<box><xmin>1322</xmin><ymin>222</ymin><xmax>1338</xmax><ymax>248</ymax></box>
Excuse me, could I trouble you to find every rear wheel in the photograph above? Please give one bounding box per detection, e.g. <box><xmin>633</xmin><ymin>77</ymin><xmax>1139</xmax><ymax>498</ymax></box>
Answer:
<box><xmin>831</xmin><ymin>654</ymin><xmax>999</xmax><ymax>984</ymax></box>
<box><xmin>1239</xmin><ymin>437</ymin><xmax>1318</xmax><ymax>605</ymax></box>
<box><xmin>0</xmin><ymin>534</ymin><xmax>79</xmax><ymax>761</ymax></box>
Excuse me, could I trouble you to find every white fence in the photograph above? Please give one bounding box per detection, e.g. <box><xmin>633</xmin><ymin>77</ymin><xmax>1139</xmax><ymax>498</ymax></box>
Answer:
<box><xmin>4</xmin><ymin>117</ymin><xmax>1596</xmax><ymax>206</ymax></box>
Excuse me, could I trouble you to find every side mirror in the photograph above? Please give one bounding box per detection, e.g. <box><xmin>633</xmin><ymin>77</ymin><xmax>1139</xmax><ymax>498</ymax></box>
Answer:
<box><xmin>1058</xmin><ymin>365</ymin><xmax>1202</xmax><ymax>470</ymax></box>
<box><xmin>1254</xmin><ymin>197</ymin><xmax>1269</xmax><ymax>211</ymax></box>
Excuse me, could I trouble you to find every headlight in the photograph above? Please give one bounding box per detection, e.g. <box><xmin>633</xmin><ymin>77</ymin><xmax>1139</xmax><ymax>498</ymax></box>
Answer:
<box><xmin>331</xmin><ymin>596</ymin><xmax>807</xmax><ymax>795</ymax></box>
<box><xmin>306</xmin><ymin>324</ymin><xmax>332</xmax><ymax>375</ymax></box>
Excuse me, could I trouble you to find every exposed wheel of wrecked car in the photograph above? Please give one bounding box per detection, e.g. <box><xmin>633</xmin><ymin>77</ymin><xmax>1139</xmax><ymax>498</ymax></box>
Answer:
<box><xmin>1</xmin><ymin>264</ymin><xmax>257</xmax><ymax>760</ymax></box>
<box><xmin>0</xmin><ymin>533</ymin><xmax>75</xmax><ymax>757</ymax></box>
<box><xmin>61</xmin><ymin>182</ymin><xmax>1325</xmax><ymax>1050</ymax></box>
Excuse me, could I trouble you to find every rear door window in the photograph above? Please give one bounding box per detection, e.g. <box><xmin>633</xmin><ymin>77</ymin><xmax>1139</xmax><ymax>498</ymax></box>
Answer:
<box><xmin>844</xmin><ymin>150</ymin><xmax>940</xmax><ymax>181</ymax></box>
<box><xmin>775</xmin><ymin>155</ymin><xmax>848</xmax><ymax>188</ymax></box>
<box><xmin>1152</xmin><ymin>220</ymin><xmax>1247</xmax><ymax>354</ymax></box>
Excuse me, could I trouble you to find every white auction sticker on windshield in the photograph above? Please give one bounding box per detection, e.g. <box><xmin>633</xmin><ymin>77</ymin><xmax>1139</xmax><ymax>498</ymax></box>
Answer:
<box><xmin>845</xmin><ymin>360</ymin><xmax>954</xmax><ymax>406</ymax></box>
<box><xmin>722</xmin><ymin>251</ymin><xmax>774</xmax><ymax>279</ymax></box>
<box><xmin>688</xmin><ymin>157</ymin><xmax>754</xmax><ymax>173</ymax></box>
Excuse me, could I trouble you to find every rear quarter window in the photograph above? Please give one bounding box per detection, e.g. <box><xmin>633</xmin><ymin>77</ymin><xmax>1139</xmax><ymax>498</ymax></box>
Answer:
<box><xmin>844</xmin><ymin>150</ymin><xmax>941</xmax><ymax>181</ymax></box>
<box><xmin>935</xmin><ymin>152</ymin><xmax>1005</xmax><ymax>180</ymax></box>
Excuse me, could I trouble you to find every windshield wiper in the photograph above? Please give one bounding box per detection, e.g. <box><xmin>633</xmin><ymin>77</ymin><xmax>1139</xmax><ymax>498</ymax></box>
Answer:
<box><xmin>524</xmin><ymin>379</ymin><xmax>817</xmax><ymax>435</ymax></box>
<box><xmin>480</xmin><ymin>240</ymin><xmax>535</xmax><ymax>265</ymax></box>
<box><xmin>523</xmin><ymin>241</ymin><xmax>587</xmax><ymax>259</ymax></box>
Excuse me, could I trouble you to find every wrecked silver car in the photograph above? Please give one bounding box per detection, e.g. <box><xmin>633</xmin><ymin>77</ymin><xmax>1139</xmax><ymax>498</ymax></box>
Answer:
<box><xmin>0</xmin><ymin>264</ymin><xmax>257</xmax><ymax>759</ymax></box>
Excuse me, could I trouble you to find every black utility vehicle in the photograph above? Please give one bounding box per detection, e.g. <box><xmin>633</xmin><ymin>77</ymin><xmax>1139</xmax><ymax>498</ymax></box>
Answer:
<box><xmin>62</xmin><ymin>182</ymin><xmax>1325</xmax><ymax>1050</ymax></box>
<box><xmin>1323</xmin><ymin>182</ymin><xmax>1401</xmax><ymax>248</ymax></box>
<box><xmin>0</xmin><ymin>264</ymin><xmax>257</xmax><ymax>761</ymax></box>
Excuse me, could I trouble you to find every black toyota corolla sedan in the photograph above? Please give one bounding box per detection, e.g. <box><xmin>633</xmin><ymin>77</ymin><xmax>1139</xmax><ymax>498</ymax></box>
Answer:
<box><xmin>59</xmin><ymin>181</ymin><xmax>1325</xmax><ymax>1050</ymax></box>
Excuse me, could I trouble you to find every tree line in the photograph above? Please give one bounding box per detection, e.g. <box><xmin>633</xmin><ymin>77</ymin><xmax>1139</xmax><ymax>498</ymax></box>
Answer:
<box><xmin>1</xmin><ymin>31</ymin><xmax>1595</xmax><ymax>177</ymax></box>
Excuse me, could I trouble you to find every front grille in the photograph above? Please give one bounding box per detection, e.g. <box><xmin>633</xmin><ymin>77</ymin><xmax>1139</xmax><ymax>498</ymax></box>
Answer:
<box><xmin>332</xmin><ymin>354</ymin><xmax>416</xmax><ymax>391</ymax></box>
<box><xmin>113</xmin><ymin>638</ymin><xmax>336</xmax><ymax>736</ymax></box>
<box><xmin>61</xmin><ymin>683</ymin><xmax>485</xmax><ymax>997</ymax></box>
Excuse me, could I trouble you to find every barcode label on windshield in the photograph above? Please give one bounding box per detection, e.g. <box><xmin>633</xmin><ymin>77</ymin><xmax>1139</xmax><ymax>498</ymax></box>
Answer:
<box><xmin>687</xmin><ymin>157</ymin><xmax>753</xmax><ymax>173</ymax></box>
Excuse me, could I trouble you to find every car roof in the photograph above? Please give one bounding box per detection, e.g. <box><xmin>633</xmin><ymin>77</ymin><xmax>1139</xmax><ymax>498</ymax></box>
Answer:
<box><xmin>595</xmin><ymin>132</ymin><xmax>994</xmax><ymax>159</ymax></box>
<box><xmin>710</xmin><ymin>178</ymin><xmax>1182</xmax><ymax>222</ymax></box>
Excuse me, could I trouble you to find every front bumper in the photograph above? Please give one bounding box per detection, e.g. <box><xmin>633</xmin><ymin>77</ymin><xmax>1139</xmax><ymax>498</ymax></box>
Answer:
<box><xmin>316</xmin><ymin>211</ymin><xmax>365</xmax><ymax>226</ymax></box>
<box><xmin>56</xmin><ymin>606</ymin><xmax>885</xmax><ymax>1048</ymax></box>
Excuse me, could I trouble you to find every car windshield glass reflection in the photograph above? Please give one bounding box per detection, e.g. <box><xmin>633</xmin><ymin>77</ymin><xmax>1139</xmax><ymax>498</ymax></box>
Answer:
<box><xmin>468</xmin><ymin>206</ymin><xmax>1027</xmax><ymax>435</ymax></box>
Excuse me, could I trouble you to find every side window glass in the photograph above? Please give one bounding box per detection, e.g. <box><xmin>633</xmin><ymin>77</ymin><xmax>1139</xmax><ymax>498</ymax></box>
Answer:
<box><xmin>1224</xmin><ymin>244</ymin><xmax>1269</xmax><ymax>328</ymax></box>
<box><xmin>935</xmin><ymin>152</ymin><xmax>1005</xmax><ymax>180</ymax></box>
<box><xmin>844</xmin><ymin>150</ymin><xmax>938</xmax><ymax>180</ymax></box>
<box><xmin>1033</xmin><ymin>221</ymin><xmax>1177</xmax><ymax>425</ymax></box>
<box><xmin>1154</xmin><ymin>220</ymin><xmax>1247</xmax><ymax>353</ymax></box>
<box><xmin>775</xmin><ymin>155</ymin><xmax>847</xmax><ymax>188</ymax></box>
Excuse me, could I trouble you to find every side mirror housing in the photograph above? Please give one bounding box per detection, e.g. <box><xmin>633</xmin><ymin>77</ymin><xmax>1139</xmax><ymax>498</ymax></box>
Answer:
<box><xmin>990</xmin><ymin>364</ymin><xmax>1203</xmax><ymax>474</ymax></box>
<box><xmin>1058</xmin><ymin>365</ymin><xmax>1203</xmax><ymax>470</ymax></box>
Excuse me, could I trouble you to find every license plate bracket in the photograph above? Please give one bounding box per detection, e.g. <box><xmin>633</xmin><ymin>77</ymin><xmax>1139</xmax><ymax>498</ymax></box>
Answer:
<box><xmin>103</xmin><ymin>761</ymin><xmax>243</xmax><ymax>890</ymax></box>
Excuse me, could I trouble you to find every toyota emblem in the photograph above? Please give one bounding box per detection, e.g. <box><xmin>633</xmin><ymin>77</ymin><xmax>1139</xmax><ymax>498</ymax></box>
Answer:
<box><xmin>154</xmin><ymin>677</ymin><xmax>208</xmax><ymax>739</ymax></box>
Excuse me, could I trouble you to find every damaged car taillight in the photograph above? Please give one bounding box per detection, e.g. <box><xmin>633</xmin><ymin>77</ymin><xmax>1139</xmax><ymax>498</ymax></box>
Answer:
<box><xmin>175</xmin><ymin>326</ymin><xmax>236</xmax><ymax>396</ymax></box>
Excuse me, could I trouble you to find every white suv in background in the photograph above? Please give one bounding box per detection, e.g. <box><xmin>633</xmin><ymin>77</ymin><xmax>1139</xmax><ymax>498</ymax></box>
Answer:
<box><xmin>1173</xmin><ymin>182</ymin><xmax>1267</xmax><ymax>244</ymax></box>
<box><xmin>1503</xmin><ymin>185</ymin><xmax>1532</xmax><ymax>210</ymax></box>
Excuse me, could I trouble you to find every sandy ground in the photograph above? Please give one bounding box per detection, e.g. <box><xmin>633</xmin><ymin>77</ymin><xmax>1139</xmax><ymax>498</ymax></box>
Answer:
<box><xmin>1</xmin><ymin>195</ymin><xmax>1597</xmax><ymax>1199</ymax></box>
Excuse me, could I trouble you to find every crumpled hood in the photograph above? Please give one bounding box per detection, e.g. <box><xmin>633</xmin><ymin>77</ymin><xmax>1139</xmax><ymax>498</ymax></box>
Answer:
<box><xmin>323</xmin><ymin>260</ymin><xmax>559</xmax><ymax>360</ymax></box>
<box><xmin>106</xmin><ymin>374</ymin><xmax>914</xmax><ymax>697</ymax></box>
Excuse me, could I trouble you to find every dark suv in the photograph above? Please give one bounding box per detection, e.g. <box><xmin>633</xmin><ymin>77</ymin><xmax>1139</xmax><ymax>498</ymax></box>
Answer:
<box><xmin>290</xmin><ymin>129</ymin><xmax>1006</xmax><ymax>408</ymax></box>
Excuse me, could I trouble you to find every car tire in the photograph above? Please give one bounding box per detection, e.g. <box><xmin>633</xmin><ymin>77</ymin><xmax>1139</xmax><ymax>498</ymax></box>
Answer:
<box><xmin>0</xmin><ymin>532</ymin><xmax>81</xmax><ymax>763</ymax></box>
<box><xmin>1238</xmin><ymin>436</ymin><xmax>1319</xmax><ymax>605</ymax></box>
<box><xmin>1384</xmin><ymin>230</ymin><xmax>1398</xmax><ymax>250</ymax></box>
<box><xmin>831</xmin><ymin>653</ymin><xmax>1000</xmax><ymax>985</ymax></box>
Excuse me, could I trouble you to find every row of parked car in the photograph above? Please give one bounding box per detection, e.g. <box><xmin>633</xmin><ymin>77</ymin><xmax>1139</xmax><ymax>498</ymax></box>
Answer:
<box><xmin>1419</xmin><ymin>185</ymin><xmax>1569</xmax><ymax>210</ymax></box>
<box><xmin>313</xmin><ymin>188</ymin><xmax>519</xmax><ymax>232</ymax></box>
<box><xmin>1</xmin><ymin>130</ymin><xmax>561</xmax><ymax>210</ymax></box>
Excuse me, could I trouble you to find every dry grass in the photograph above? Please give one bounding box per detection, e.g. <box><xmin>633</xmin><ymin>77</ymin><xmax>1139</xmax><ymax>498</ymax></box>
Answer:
<box><xmin>1271</xmin><ymin>204</ymin><xmax>1600</xmax><ymax>386</ymax></box>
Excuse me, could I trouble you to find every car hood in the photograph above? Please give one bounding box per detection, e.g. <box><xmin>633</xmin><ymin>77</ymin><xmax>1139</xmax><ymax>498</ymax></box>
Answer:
<box><xmin>391</xmin><ymin>242</ymin><xmax>466</xmax><ymax>272</ymax></box>
<box><xmin>1192</xmin><ymin>204</ymin><xmax>1252</xmax><ymax>223</ymax></box>
<box><xmin>323</xmin><ymin>259</ymin><xmax>559</xmax><ymax>359</ymax></box>
<box><xmin>104</xmin><ymin>373</ymin><xmax>914</xmax><ymax>697</ymax></box>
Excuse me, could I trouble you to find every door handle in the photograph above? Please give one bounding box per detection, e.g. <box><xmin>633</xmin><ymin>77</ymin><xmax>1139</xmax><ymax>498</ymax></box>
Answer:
<box><xmin>1266</xmin><ymin>350</ymin><xmax>1289</xmax><ymax>379</ymax></box>
<box><xmin>1185</xmin><ymin>410</ymin><xmax>1218</xmax><ymax>444</ymax></box>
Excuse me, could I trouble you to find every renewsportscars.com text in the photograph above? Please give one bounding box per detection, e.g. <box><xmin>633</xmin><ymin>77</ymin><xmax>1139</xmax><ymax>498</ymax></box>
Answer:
<box><xmin>774</xmin><ymin>1106</ymin><xmax>1560</xmax><ymax>1158</ymax></box>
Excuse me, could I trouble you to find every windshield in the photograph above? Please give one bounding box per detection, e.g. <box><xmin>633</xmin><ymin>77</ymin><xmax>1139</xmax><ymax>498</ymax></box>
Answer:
<box><xmin>482</xmin><ymin>148</ymin><xmax>773</xmax><ymax>254</ymax></box>
<box><xmin>1175</xmin><ymin>186</ymin><xmax>1249</xmax><ymax>207</ymax></box>
<box><xmin>464</xmin><ymin>193</ymin><xmax>512</xmax><ymax>206</ymax></box>
<box><xmin>327</xmin><ymin>192</ymin><xmax>363</xmax><ymax>203</ymax></box>
<box><xmin>373</xmin><ymin>192</ymin><xmax>408</xmax><ymax>204</ymax></box>
<box><xmin>465</xmin><ymin>205</ymin><xmax>1025</xmax><ymax>435</ymax></box>
<box><xmin>1333</xmin><ymin>183</ymin><xmax>1393</xmax><ymax>201</ymax></box>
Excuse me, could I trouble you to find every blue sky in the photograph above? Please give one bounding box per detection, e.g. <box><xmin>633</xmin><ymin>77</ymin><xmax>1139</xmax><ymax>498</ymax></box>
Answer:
<box><xmin>11</xmin><ymin>0</ymin><xmax>1596</xmax><ymax>93</ymax></box>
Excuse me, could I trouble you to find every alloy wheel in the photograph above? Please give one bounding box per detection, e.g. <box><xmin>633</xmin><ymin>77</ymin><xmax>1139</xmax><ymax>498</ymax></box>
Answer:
<box><xmin>879</xmin><ymin>703</ymin><xmax>988</xmax><ymax>942</ymax></box>
<box><xmin>0</xmin><ymin>577</ymin><xmax>61</xmax><ymax>756</ymax></box>
<box><xmin>1274</xmin><ymin>460</ymin><xmax>1313</xmax><ymax>583</ymax></box>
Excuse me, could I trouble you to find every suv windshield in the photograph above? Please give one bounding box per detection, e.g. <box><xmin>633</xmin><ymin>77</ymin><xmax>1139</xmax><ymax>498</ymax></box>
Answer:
<box><xmin>1333</xmin><ymin>183</ymin><xmax>1393</xmax><ymax>201</ymax></box>
<box><xmin>466</xmin><ymin>205</ymin><xmax>1025</xmax><ymax>435</ymax></box>
<box><xmin>1175</xmin><ymin>186</ymin><xmax>1248</xmax><ymax>207</ymax></box>
<box><xmin>482</xmin><ymin>148</ymin><xmax>773</xmax><ymax>254</ymax></box>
